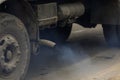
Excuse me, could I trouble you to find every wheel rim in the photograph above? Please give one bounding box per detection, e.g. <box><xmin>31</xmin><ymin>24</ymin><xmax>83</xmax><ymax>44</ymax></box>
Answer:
<box><xmin>0</xmin><ymin>34</ymin><xmax>21</xmax><ymax>77</ymax></box>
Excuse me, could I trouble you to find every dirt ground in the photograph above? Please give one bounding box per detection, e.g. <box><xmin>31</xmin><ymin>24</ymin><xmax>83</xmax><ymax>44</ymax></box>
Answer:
<box><xmin>25</xmin><ymin>24</ymin><xmax>120</xmax><ymax>80</ymax></box>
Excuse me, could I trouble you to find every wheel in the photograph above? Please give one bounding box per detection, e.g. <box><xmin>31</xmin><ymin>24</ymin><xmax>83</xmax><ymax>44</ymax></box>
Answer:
<box><xmin>40</xmin><ymin>24</ymin><xmax>72</xmax><ymax>44</ymax></box>
<box><xmin>102</xmin><ymin>24</ymin><xmax>120</xmax><ymax>47</ymax></box>
<box><xmin>0</xmin><ymin>13</ymin><xmax>30</xmax><ymax>80</ymax></box>
<box><xmin>117</xmin><ymin>26</ymin><xmax>120</xmax><ymax>43</ymax></box>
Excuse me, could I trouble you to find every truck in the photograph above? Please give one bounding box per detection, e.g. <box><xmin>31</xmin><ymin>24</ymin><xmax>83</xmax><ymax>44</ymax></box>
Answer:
<box><xmin>0</xmin><ymin>0</ymin><xmax>120</xmax><ymax>80</ymax></box>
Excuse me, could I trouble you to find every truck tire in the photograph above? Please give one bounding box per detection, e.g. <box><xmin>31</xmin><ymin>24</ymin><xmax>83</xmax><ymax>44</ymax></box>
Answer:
<box><xmin>40</xmin><ymin>24</ymin><xmax>72</xmax><ymax>44</ymax></box>
<box><xmin>0</xmin><ymin>13</ymin><xmax>30</xmax><ymax>80</ymax></box>
<box><xmin>102</xmin><ymin>24</ymin><xmax>120</xmax><ymax>47</ymax></box>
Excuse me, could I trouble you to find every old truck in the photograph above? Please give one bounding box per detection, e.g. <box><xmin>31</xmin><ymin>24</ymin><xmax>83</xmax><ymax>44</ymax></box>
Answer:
<box><xmin>0</xmin><ymin>0</ymin><xmax>120</xmax><ymax>80</ymax></box>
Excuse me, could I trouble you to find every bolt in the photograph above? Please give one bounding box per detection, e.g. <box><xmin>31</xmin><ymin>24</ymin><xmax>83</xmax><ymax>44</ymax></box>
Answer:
<box><xmin>3</xmin><ymin>63</ymin><xmax>7</xmax><ymax>68</ymax></box>
<box><xmin>16</xmin><ymin>59</ymin><xmax>20</xmax><ymax>63</ymax></box>
<box><xmin>17</xmin><ymin>51</ymin><xmax>21</xmax><ymax>55</ymax></box>
<box><xmin>12</xmin><ymin>65</ymin><xmax>16</xmax><ymax>69</ymax></box>
<box><xmin>7</xmin><ymin>51</ymin><xmax>12</xmax><ymax>60</ymax></box>
<box><xmin>1</xmin><ymin>56</ymin><xmax>5</xmax><ymax>60</ymax></box>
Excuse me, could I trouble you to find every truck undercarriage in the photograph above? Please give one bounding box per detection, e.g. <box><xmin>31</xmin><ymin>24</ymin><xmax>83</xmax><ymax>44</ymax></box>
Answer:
<box><xmin>0</xmin><ymin>0</ymin><xmax>120</xmax><ymax>80</ymax></box>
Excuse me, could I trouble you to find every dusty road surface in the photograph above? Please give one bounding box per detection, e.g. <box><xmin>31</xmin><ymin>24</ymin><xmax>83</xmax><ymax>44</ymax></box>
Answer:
<box><xmin>25</xmin><ymin>24</ymin><xmax>120</xmax><ymax>80</ymax></box>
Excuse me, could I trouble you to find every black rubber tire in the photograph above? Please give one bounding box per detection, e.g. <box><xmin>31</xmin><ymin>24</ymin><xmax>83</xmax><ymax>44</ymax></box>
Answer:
<box><xmin>102</xmin><ymin>24</ymin><xmax>120</xmax><ymax>47</ymax></box>
<box><xmin>117</xmin><ymin>26</ymin><xmax>120</xmax><ymax>43</ymax></box>
<box><xmin>0</xmin><ymin>13</ymin><xmax>30</xmax><ymax>80</ymax></box>
<box><xmin>40</xmin><ymin>24</ymin><xmax>72</xmax><ymax>44</ymax></box>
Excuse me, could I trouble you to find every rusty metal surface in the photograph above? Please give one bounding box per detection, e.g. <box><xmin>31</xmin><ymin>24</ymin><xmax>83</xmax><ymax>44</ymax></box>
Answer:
<box><xmin>58</xmin><ymin>2</ymin><xmax>85</xmax><ymax>20</ymax></box>
<box><xmin>36</xmin><ymin>3</ymin><xmax>58</xmax><ymax>26</ymax></box>
<box><xmin>37</xmin><ymin>2</ymin><xmax>85</xmax><ymax>27</ymax></box>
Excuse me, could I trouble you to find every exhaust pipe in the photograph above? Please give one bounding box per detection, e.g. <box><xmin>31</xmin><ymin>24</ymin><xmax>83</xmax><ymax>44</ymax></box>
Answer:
<box><xmin>39</xmin><ymin>39</ymin><xmax>56</xmax><ymax>48</ymax></box>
